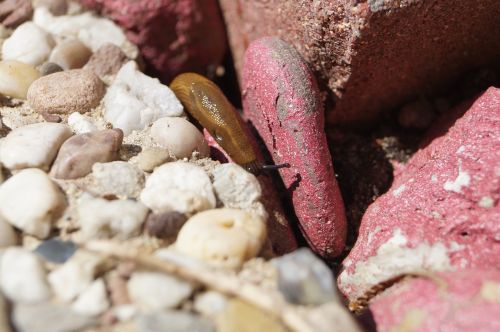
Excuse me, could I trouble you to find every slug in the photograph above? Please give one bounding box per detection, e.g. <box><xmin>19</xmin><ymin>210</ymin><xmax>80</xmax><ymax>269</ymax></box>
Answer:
<box><xmin>170</xmin><ymin>73</ymin><xmax>288</xmax><ymax>175</ymax></box>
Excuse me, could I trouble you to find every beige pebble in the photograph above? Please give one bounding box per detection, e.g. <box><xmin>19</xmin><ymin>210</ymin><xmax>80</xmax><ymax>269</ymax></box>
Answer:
<box><xmin>50</xmin><ymin>129</ymin><xmax>123</xmax><ymax>179</ymax></box>
<box><xmin>151</xmin><ymin>117</ymin><xmax>209</xmax><ymax>159</ymax></box>
<box><xmin>136</xmin><ymin>147</ymin><xmax>172</xmax><ymax>172</ymax></box>
<box><xmin>27</xmin><ymin>69</ymin><xmax>105</xmax><ymax>114</ymax></box>
<box><xmin>0</xmin><ymin>60</ymin><xmax>40</xmax><ymax>99</ymax></box>
<box><xmin>176</xmin><ymin>208</ymin><xmax>267</xmax><ymax>268</ymax></box>
<box><xmin>49</xmin><ymin>39</ymin><xmax>92</xmax><ymax>70</ymax></box>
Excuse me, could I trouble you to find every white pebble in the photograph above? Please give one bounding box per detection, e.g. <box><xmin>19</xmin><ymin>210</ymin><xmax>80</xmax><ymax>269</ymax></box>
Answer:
<box><xmin>72</xmin><ymin>278</ymin><xmax>110</xmax><ymax>316</ymax></box>
<box><xmin>2</xmin><ymin>22</ymin><xmax>55</xmax><ymax>66</ymax></box>
<box><xmin>0</xmin><ymin>60</ymin><xmax>41</xmax><ymax>99</ymax></box>
<box><xmin>0</xmin><ymin>248</ymin><xmax>51</xmax><ymax>303</ymax></box>
<box><xmin>140</xmin><ymin>161</ymin><xmax>216</xmax><ymax>215</ymax></box>
<box><xmin>151</xmin><ymin>117</ymin><xmax>209</xmax><ymax>159</ymax></box>
<box><xmin>104</xmin><ymin>62</ymin><xmax>183</xmax><ymax>135</ymax></box>
<box><xmin>77</xmin><ymin>194</ymin><xmax>149</xmax><ymax>240</ymax></box>
<box><xmin>194</xmin><ymin>291</ymin><xmax>228</xmax><ymax>318</ymax></box>
<box><xmin>48</xmin><ymin>251</ymin><xmax>103</xmax><ymax>302</ymax></box>
<box><xmin>67</xmin><ymin>112</ymin><xmax>98</xmax><ymax>134</ymax></box>
<box><xmin>90</xmin><ymin>161</ymin><xmax>145</xmax><ymax>198</ymax></box>
<box><xmin>0</xmin><ymin>215</ymin><xmax>17</xmax><ymax>247</ymax></box>
<box><xmin>128</xmin><ymin>271</ymin><xmax>194</xmax><ymax>312</ymax></box>
<box><xmin>0</xmin><ymin>169</ymin><xmax>67</xmax><ymax>239</ymax></box>
<box><xmin>0</xmin><ymin>122</ymin><xmax>73</xmax><ymax>171</ymax></box>
<box><xmin>176</xmin><ymin>208</ymin><xmax>267</xmax><ymax>268</ymax></box>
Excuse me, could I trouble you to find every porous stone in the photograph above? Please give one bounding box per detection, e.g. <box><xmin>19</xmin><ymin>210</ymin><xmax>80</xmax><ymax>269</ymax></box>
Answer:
<box><xmin>194</xmin><ymin>291</ymin><xmax>228</xmax><ymax>318</ymax></box>
<box><xmin>220</xmin><ymin>0</ymin><xmax>500</xmax><ymax>126</ymax></box>
<box><xmin>243</xmin><ymin>37</ymin><xmax>347</xmax><ymax>259</ymax></box>
<box><xmin>272</xmin><ymin>248</ymin><xmax>337</xmax><ymax>305</ymax></box>
<box><xmin>37</xmin><ymin>0</ymin><xmax>68</xmax><ymax>16</ymax></box>
<box><xmin>90</xmin><ymin>161</ymin><xmax>145</xmax><ymax>198</ymax></box>
<box><xmin>49</xmin><ymin>38</ymin><xmax>92</xmax><ymax>70</ymax></box>
<box><xmin>339</xmin><ymin>88</ymin><xmax>500</xmax><ymax>302</ymax></box>
<box><xmin>0</xmin><ymin>122</ymin><xmax>73</xmax><ymax>170</ymax></box>
<box><xmin>39</xmin><ymin>61</ymin><xmax>63</xmax><ymax>76</ymax></box>
<box><xmin>67</xmin><ymin>112</ymin><xmax>98</xmax><ymax>134</ymax></box>
<box><xmin>103</xmin><ymin>61</ymin><xmax>183</xmax><ymax>135</ymax></box>
<box><xmin>136</xmin><ymin>147</ymin><xmax>172</xmax><ymax>172</ymax></box>
<box><xmin>145</xmin><ymin>211</ymin><xmax>187</xmax><ymax>239</ymax></box>
<box><xmin>0</xmin><ymin>248</ymin><xmax>51</xmax><ymax>303</ymax></box>
<box><xmin>72</xmin><ymin>278</ymin><xmax>110</xmax><ymax>316</ymax></box>
<box><xmin>77</xmin><ymin>194</ymin><xmax>149</xmax><ymax>240</ymax></box>
<box><xmin>151</xmin><ymin>117</ymin><xmax>209</xmax><ymax>159</ymax></box>
<box><xmin>50</xmin><ymin>128</ymin><xmax>123</xmax><ymax>179</ymax></box>
<box><xmin>12</xmin><ymin>302</ymin><xmax>98</xmax><ymax>332</ymax></box>
<box><xmin>140</xmin><ymin>161</ymin><xmax>216</xmax><ymax>215</ymax></box>
<box><xmin>0</xmin><ymin>60</ymin><xmax>40</xmax><ymax>99</ymax></box>
<box><xmin>128</xmin><ymin>271</ymin><xmax>194</xmax><ymax>311</ymax></box>
<box><xmin>27</xmin><ymin>69</ymin><xmax>105</xmax><ymax>115</ymax></box>
<box><xmin>176</xmin><ymin>208</ymin><xmax>266</xmax><ymax>268</ymax></box>
<box><xmin>2</xmin><ymin>22</ymin><xmax>54</xmax><ymax>66</ymax></box>
<box><xmin>369</xmin><ymin>269</ymin><xmax>500</xmax><ymax>332</ymax></box>
<box><xmin>137</xmin><ymin>310</ymin><xmax>214</xmax><ymax>332</ymax></box>
<box><xmin>84</xmin><ymin>42</ymin><xmax>128</xmax><ymax>78</ymax></box>
<box><xmin>48</xmin><ymin>251</ymin><xmax>103</xmax><ymax>302</ymax></box>
<box><xmin>79</xmin><ymin>0</ymin><xmax>226</xmax><ymax>82</ymax></box>
<box><xmin>35</xmin><ymin>238</ymin><xmax>77</xmax><ymax>264</ymax></box>
<box><xmin>0</xmin><ymin>215</ymin><xmax>17</xmax><ymax>247</ymax></box>
<box><xmin>0</xmin><ymin>169</ymin><xmax>67</xmax><ymax>238</ymax></box>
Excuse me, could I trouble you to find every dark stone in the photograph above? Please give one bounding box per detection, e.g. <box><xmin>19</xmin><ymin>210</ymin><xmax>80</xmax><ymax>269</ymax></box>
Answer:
<box><xmin>35</xmin><ymin>238</ymin><xmax>77</xmax><ymax>264</ymax></box>
<box><xmin>145</xmin><ymin>211</ymin><xmax>188</xmax><ymax>239</ymax></box>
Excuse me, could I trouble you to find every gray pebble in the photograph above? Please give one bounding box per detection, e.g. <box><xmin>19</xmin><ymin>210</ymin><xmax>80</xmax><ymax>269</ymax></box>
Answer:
<box><xmin>272</xmin><ymin>248</ymin><xmax>337</xmax><ymax>305</ymax></box>
<box><xmin>39</xmin><ymin>62</ymin><xmax>63</xmax><ymax>76</ymax></box>
<box><xmin>137</xmin><ymin>311</ymin><xmax>214</xmax><ymax>332</ymax></box>
<box><xmin>35</xmin><ymin>238</ymin><xmax>76</xmax><ymax>264</ymax></box>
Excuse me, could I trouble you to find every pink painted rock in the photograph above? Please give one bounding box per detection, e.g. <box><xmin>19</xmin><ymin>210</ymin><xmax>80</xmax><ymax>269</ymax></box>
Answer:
<box><xmin>242</xmin><ymin>37</ymin><xmax>347</xmax><ymax>259</ymax></box>
<box><xmin>338</xmin><ymin>87</ymin><xmax>500</xmax><ymax>301</ymax></box>
<box><xmin>78</xmin><ymin>0</ymin><xmax>226</xmax><ymax>82</ymax></box>
<box><xmin>204</xmin><ymin>128</ymin><xmax>298</xmax><ymax>255</ymax></box>
<box><xmin>369</xmin><ymin>269</ymin><xmax>500</xmax><ymax>332</ymax></box>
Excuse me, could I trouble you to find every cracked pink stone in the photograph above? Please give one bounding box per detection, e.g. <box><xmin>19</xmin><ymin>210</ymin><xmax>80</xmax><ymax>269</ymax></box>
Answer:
<box><xmin>78</xmin><ymin>0</ymin><xmax>226</xmax><ymax>82</ymax></box>
<box><xmin>338</xmin><ymin>87</ymin><xmax>500</xmax><ymax>302</ymax></box>
<box><xmin>242</xmin><ymin>37</ymin><xmax>347</xmax><ymax>259</ymax></box>
<box><xmin>369</xmin><ymin>269</ymin><xmax>500</xmax><ymax>332</ymax></box>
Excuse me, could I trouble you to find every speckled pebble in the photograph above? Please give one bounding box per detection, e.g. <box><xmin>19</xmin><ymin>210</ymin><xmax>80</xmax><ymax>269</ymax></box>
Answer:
<box><xmin>0</xmin><ymin>60</ymin><xmax>40</xmax><ymax>99</ymax></box>
<box><xmin>128</xmin><ymin>271</ymin><xmax>194</xmax><ymax>311</ymax></box>
<box><xmin>84</xmin><ymin>42</ymin><xmax>128</xmax><ymax>79</ymax></box>
<box><xmin>49</xmin><ymin>39</ymin><xmax>92</xmax><ymax>70</ymax></box>
<box><xmin>0</xmin><ymin>168</ymin><xmax>67</xmax><ymax>238</ymax></box>
<box><xmin>0</xmin><ymin>122</ymin><xmax>73</xmax><ymax>171</ymax></box>
<box><xmin>50</xmin><ymin>128</ymin><xmax>123</xmax><ymax>179</ymax></box>
<box><xmin>77</xmin><ymin>194</ymin><xmax>149</xmax><ymax>240</ymax></box>
<box><xmin>90</xmin><ymin>161</ymin><xmax>145</xmax><ymax>198</ymax></box>
<box><xmin>0</xmin><ymin>248</ymin><xmax>51</xmax><ymax>304</ymax></box>
<box><xmin>136</xmin><ymin>147</ymin><xmax>172</xmax><ymax>172</ymax></box>
<box><xmin>140</xmin><ymin>161</ymin><xmax>216</xmax><ymax>215</ymax></box>
<box><xmin>28</xmin><ymin>69</ymin><xmax>105</xmax><ymax>115</ymax></box>
<box><xmin>151</xmin><ymin>117</ymin><xmax>209</xmax><ymax>159</ymax></box>
<box><xmin>176</xmin><ymin>208</ymin><xmax>267</xmax><ymax>268</ymax></box>
<box><xmin>145</xmin><ymin>211</ymin><xmax>188</xmax><ymax>239</ymax></box>
<box><xmin>2</xmin><ymin>22</ymin><xmax>54</xmax><ymax>66</ymax></box>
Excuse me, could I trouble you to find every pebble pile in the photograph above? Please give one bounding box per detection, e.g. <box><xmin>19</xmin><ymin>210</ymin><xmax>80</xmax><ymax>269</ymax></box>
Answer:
<box><xmin>0</xmin><ymin>2</ymin><xmax>355</xmax><ymax>332</ymax></box>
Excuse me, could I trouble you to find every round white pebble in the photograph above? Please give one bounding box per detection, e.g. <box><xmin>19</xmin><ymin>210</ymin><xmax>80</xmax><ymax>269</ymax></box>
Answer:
<box><xmin>2</xmin><ymin>22</ymin><xmax>54</xmax><ymax>66</ymax></box>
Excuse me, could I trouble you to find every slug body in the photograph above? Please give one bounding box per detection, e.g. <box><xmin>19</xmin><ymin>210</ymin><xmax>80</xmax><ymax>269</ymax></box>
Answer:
<box><xmin>170</xmin><ymin>73</ymin><xmax>261</xmax><ymax>173</ymax></box>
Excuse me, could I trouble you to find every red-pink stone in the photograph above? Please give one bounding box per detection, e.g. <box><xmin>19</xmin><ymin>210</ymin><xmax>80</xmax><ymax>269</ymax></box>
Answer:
<box><xmin>78</xmin><ymin>0</ymin><xmax>226</xmax><ymax>82</ymax></box>
<box><xmin>242</xmin><ymin>37</ymin><xmax>347</xmax><ymax>259</ymax></box>
<box><xmin>370</xmin><ymin>269</ymin><xmax>500</xmax><ymax>332</ymax></box>
<box><xmin>339</xmin><ymin>87</ymin><xmax>500</xmax><ymax>301</ymax></box>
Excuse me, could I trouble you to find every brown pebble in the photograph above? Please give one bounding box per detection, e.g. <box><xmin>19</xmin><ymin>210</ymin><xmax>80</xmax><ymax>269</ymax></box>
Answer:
<box><xmin>0</xmin><ymin>0</ymin><xmax>33</xmax><ymax>28</ymax></box>
<box><xmin>39</xmin><ymin>62</ymin><xmax>63</xmax><ymax>76</ymax></box>
<box><xmin>49</xmin><ymin>39</ymin><xmax>92</xmax><ymax>70</ymax></box>
<box><xmin>84</xmin><ymin>43</ymin><xmax>128</xmax><ymax>78</ymax></box>
<box><xmin>40</xmin><ymin>111</ymin><xmax>62</xmax><ymax>123</ymax></box>
<box><xmin>37</xmin><ymin>0</ymin><xmax>68</xmax><ymax>16</ymax></box>
<box><xmin>145</xmin><ymin>211</ymin><xmax>188</xmax><ymax>239</ymax></box>
<box><xmin>50</xmin><ymin>129</ymin><xmax>123</xmax><ymax>179</ymax></box>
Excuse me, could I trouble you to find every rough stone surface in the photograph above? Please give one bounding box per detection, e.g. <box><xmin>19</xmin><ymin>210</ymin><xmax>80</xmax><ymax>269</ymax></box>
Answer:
<box><xmin>103</xmin><ymin>61</ymin><xmax>183</xmax><ymax>135</ymax></box>
<box><xmin>28</xmin><ymin>69</ymin><xmax>104</xmax><ymax>114</ymax></box>
<box><xmin>50</xmin><ymin>128</ymin><xmax>123</xmax><ymax>179</ymax></box>
<box><xmin>0</xmin><ymin>122</ymin><xmax>73</xmax><ymax>171</ymax></box>
<box><xmin>78</xmin><ymin>0</ymin><xmax>226</xmax><ymax>82</ymax></box>
<box><xmin>176</xmin><ymin>208</ymin><xmax>267</xmax><ymax>268</ymax></box>
<box><xmin>137</xmin><ymin>310</ymin><xmax>214</xmax><ymax>332</ymax></box>
<box><xmin>90</xmin><ymin>161</ymin><xmax>145</xmax><ymax>198</ymax></box>
<box><xmin>84</xmin><ymin>42</ymin><xmax>128</xmax><ymax>79</ymax></box>
<box><xmin>243</xmin><ymin>37</ymin><xmax>347</xmax><ymax>259</ymax></box>
<box><xmin>2</xmin><ymin>22</ymin><xmax>54</xmax><ymax>66</ymax></box>
<box><xmin>369</xmin><ymin>270</ymin><xmax>500</xmax><ymax>332</ymax></box>
<box><xmin>0</xmin><ymin>60</ymin><xmax>40</xmax><ymax>99</ymax></box>
<box><xmin>220</xmin><ymin>0</ymin><xmax>500</xmax><ymax>125</ymax></box>
<box><xmin>0</xmin><ymin>169</ymin><xmax>67</xmax><ymax>238</ymax></box>
<box><xmin>151</xmin><ymin>117</ymin><xmax>209</xmax><ymax>159</ymax></box>
<box><xmin>140</xmin><ymin>161</ymin><xmax>216</xmax><ymax>215</ymax></box>
<box><xmin>0</xmin><ymin>248</ymin><xmax>51</xmax><ymax>304</ymax></box>
<box><xmin>339</xmin><ymin>88</ymin><xmax>500</xmax><ymax>301</ymax></box>
<box><xmin>128</xmin><ymin>271</ymin><xmax>194</xmax><ymax>311</ymax></box>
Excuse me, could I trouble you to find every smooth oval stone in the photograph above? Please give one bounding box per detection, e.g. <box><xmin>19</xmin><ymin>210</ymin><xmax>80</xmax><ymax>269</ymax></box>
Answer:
<box><xmin>0</xmin><ymin>60</ymin><xmax>40</xmax><ymax>99</ymax></box>
<box><xmin>35</xmin><ymin>238</ymin><xmax>77</xmax><ymax>264</ymax></box>
<box><xmin>2</xmin><ymin>22</ymin><xmax>54</xmax><ymax>66</ymax></box>
<box><xmin>49</xmin><ymin>39</ymin><xmax>92</xmax><ymax>70</ymax></box>
<box><xmin>39</xmin><ymin>62</ymin><xmax>64</xmax><ymax>76</ymax></box>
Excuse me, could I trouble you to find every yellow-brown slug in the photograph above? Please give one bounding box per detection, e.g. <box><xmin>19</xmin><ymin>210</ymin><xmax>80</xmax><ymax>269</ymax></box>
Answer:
<box><xmin>170</xmin><ymin>73</ymin><xmax>288</xmax><ymax>174</ymax></box>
